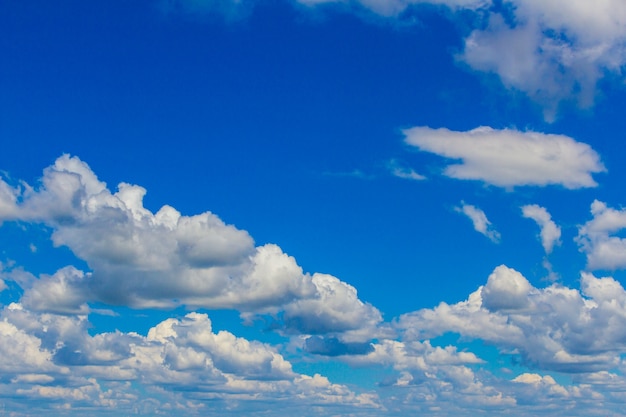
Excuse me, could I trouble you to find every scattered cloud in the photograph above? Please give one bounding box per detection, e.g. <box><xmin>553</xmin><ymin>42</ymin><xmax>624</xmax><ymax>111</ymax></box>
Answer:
<box><xmin>521</xmin><ymin>204</ymin><xmax>561</xmax><ymax>254</ymax></box>
<box><xmin>455</xmin><ymin>202</ymin><xmax>500</xmax><ymax>242</ymax></box>
<box><xmin>459</xmin><ymin>0</ymin><xmax>626</xmax><ymax>119</ymax></box>
<box><xmin>404</xmin><ymin>126</ymin><xmax>605</xmax><ymax>189</ymax></box>
<box><xmin>161</xmin><ymin>0</ymin><xmax>626</xmax><ymax>117</ymax></box>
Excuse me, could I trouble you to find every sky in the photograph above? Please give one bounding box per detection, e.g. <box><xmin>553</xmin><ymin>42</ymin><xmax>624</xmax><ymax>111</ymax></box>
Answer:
<box><xmin>2</xmin><ymin>0</ymin><xmax>626</xmax><ymax>415</ymax></box>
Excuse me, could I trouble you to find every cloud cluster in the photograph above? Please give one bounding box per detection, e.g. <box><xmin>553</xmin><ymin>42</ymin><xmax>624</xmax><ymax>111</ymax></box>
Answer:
<box><xmin>0</xmin><ymin>155</ymin><xmax>381</xmax><ymax>341</ymax></box>
<box><xmin>0</xmin><ymin>304</ymin><xmax>380</xmax><ymax>415</ymax></box>
<box><xmin>1</xmin><ymin>154</ymin><xmax>625</xmax><ymax>414</ymax></box>
<box><xmin>399</xmin><ymin>265</ymin><xmax>626</xmax><ymax>373</ymax></box>
<box><xmin>404</xmin><ymin>126</ymin><xmax>605</xmax><ymax>188</ymax></box>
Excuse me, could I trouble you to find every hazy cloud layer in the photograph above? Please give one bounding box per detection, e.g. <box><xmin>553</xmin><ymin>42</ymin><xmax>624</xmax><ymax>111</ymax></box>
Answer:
<box><xmin>404</xmin><ymin>126</ymin><xmax>605</xmax><ymax>188</ymax></box>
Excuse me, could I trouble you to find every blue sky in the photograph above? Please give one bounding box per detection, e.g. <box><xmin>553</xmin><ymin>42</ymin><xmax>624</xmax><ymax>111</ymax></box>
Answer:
<box><xmin>2</xmin><ymin>0</ymin><xmax>626</xmax><ymax>415</ymax></box>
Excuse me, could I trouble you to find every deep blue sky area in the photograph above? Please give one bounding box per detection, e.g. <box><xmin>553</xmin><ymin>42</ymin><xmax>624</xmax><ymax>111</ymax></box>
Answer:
<box><xmin>2</xmin><ymin>1</ymin><xmax>626</xmax><ymax>416</ymax></box>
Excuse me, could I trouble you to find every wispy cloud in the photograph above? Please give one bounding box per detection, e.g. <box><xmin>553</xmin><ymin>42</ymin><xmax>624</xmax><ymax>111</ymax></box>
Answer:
<box><xmin>387</xmin><ymin>159</ymin><xmax>426</xmax><ymax>181</ymax></box>
<box><xmin>455</xmin><ymin>202</ymin><xmax>501</xmax><ymax>243</ymax></box>
<box><xmin>521</xmin><ymin>204</ymin><xmax>561</xmax><ymax>254</ymax></box>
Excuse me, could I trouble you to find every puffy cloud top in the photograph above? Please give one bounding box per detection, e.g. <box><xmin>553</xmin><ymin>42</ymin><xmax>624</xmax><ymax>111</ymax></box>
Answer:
<box><xmin>481</xmin><ymin>265</ymin><xmax>532</xmax><ymax>311</ymax></box>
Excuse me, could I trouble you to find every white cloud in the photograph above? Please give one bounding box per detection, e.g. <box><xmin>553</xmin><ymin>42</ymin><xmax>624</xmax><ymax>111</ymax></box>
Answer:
<box><xmin>398</xmin><ymin>265</ymin><xmax>626</xmax><ymax>373</ymax></box>
<box><xmin>404</xmin><ymin>126</ymin><xmax>605</xmax><ymax>188</ymax></box>
<box><xmin>0</xmin><ymin>319</ymin><xmax>60</xmax><ymax>374</ymax></box>
<box><xmin>576</xmin><ymin>200</ymin><xmax>626</xmax><ymax>270</ymax></box>
<box><xmin>0</xmin><ymin>155</ymin><xmax>381</xmax><ymax>338</ymax></box>
<box><xmin>521</xmin><ymin>204</ymin><xmax>561</xmax><ymax>253</ymax></box>
<box><xmin>459</xmin><ymin>1</ymin><xmax>626</xmax><ymax>119</ymax></box>
<box><xmin>455</xmin><ymin>202</ymin><xmax>500</xmax><ymax>243</ymax></box>
<box><xmin>20</xmin><ymin>266</ymin><xmax>91</xmax><ymax>315</ymax></box>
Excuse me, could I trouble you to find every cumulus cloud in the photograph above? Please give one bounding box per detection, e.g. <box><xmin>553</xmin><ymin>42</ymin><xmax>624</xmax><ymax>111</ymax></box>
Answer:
<box><xmin>404</xmin><ymin>126</ymin><xmax>605</xmax><ymax>188</ymax></box>
<box><xmin>0</xmin><ymin>155</ymin><xmax>381</xmax><ymax>339</ymax></box>
<box><xmin>521</xmin><ymin>204</ymin><xmax>561</xmax><ymax>253</ymax></box>
<box><xmin>455</xmin><ymin>202</ymin><xmax>500</xmax><ymax>242</ymax></box>
<box><xmin>481</xmin><ymin>265</ymin><xmax>531</xmax><ymax>310</ymax></box>
<box><xmin>0</xmin><ymin>305</ymin><xmax>381</xmax><ymax>414</ymax></box>
<box><xmin>398</xmin><ymin>265</ymin><xmax>626</xmax><ymax>373</ymax></box>
<box><xmin>576</xmin><ymin>200</ymin><xmax>626</xmax><ymax>270</ymax></box>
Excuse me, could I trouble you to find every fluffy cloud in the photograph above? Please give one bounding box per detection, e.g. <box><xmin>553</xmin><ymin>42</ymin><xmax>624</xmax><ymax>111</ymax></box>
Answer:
<box><xmin>0</xmin><ymin>155</ymin><xmax>380</xmax><ymax>339</ymax></box>
<box><xmin>576</xmin><ymin>200</ymin><xmax>626</xmax><ymax>270</ymax></box>
<box><xmin>404</xmin><ymin>126</ymin><xmax>605</xmax><ymax>188</ymax></box>
<box><xmin>521</xmin><ymin>204</ymin><xmax>561</xmax><ymax>253</ymax></box>
<box><xmin>282</xmin><ymin>273</ymin><xmax>383</xmax><ymax>340</ymax></box>
<box><xmin>455</xmin><ymin>202</ymin><xmax>500</xmax><ymax>242</ymax></box>
<box><xmin>398</xmin><ymin>265</ymin><xmax>626</xmax><ymax>373</ymax></box>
